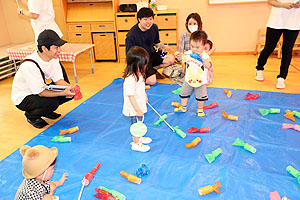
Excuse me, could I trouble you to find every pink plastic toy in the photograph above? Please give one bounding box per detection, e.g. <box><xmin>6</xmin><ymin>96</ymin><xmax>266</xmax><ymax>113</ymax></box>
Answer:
<box><xmin>203</xmin><ymin>102</ymin><xmax>219</xmax><ymax>109</ymax></box>
<box><xmin>244</xmin><ymin>92</ymin><xmax>260</xmax><ymax>100</ymax></box>
<box><xmin>270</xmin><ymin>191</ymin><xmax>281</xmax><ymax>200</ymax></box>
<box><xmin>188</xmin><ymin>127</ymin><xmax>210</xmax><ymax>133</ymax></box>
<box><xmin>282</xmin><ymin>123</ymin><xmax>300</xmax><ymax>132</ymax></box>
<box><xmin>74</xmin><ymin>85</ymin><xmax>83</xmax><ymax>100</ymax></box>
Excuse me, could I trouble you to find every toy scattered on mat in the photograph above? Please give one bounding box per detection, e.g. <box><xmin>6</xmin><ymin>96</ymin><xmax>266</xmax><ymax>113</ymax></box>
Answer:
<box><xmin>154</xmin><ymin>114</ymin><xmax>167</xmax><ymax>126</ymax></box>
<box><xmin>244</xmin><ymin>92</ymin><xmax>260</xmax><ymax>100</ymax></box>
<box><xmin>172</xmin><ymin>87</ymin><xmax>181</xmax><ymax>94</ymax></box>
<box><xmin>51</xmin><ymin>136</ymin><xmax>71</xmax><ymax>143</ymax></box>
<box><xmin>284</xmin><ymin>110</ymin><xmax>295</xmax><ymax>121</ymax></box>
<box><xmin>60</xmin><ymin>126</ymin><xmax>79</xmax><ymax>135</ymax></box>
<box><xmin>145</xmin><ymin>85</ymin><xmax>150</xmax><ymax>90</ymax></box>
<box><xmin>286</xmin><ymin>165</ymin><xmax>300</xmax><ymax>184</ymax></box>
<box><xmin>171</xmin><ymin>102</ymin><xmax>181</xmax><ymax>108</ymax></box>
<box><xmin>224</xmin><ymin>89</ymin><xmax>232</xmax><ymax>97</ymax></box>
<box><xmin>270</xmin><ymin>191</ymin><xmax>290</xmax><ymax>200</ymax></box>
<box><xmin>233</xmin><ymin>138</ymin><xmax>256</xmax><ymax>153</ymax></box>
<box><xmin>120</xmin><ymin>170</ymin><xmax>141</xmax><ymax>184</ymax></box>
<box><xmin>198</xmin><ymin>180</ymin><xmax>221</xmax><ymax>195</ymax></box>
<box><xmin>94</xmin><ymin>186</ymin><xmax>126</xmax><ymax>200</ymax></box>
<box><xmin>78</xmin><ymin>163</ymin><xmax>101</xmax><ymax>200</ymax></box>
<box><xmin>172</xmin><ymin>126</ymin><xmax>186</xmax><ymax>138</ymax></box>
<box><xmin>282</xmin><ymin>123</ymin><xmax>300</xmax><ymax>132</ymax></box>
<box><xmin>185</xmin><ymin>137</ymin><xmax>201</xmax><ymax>148</ymax></box>
<box><xmin>135</xmin><ymin>163</ymin><xmax>150</xmax><ymax>178</ymax></box>
<box><xmin>203</xmin><ymin>102</ymin><xmax>219</xmax><ymax>109</ymax></box>
<box><xmin>205</xmin><ymin>148</ymin><xmax>222</xmax><ymax>163</ymax></box>
<box><xmin>259</xmin><ymin>108</ymin><xmax>280</xmax><ymax>116</ymax></box>
<box><xmin>293</xmin><ymin>110</ymin><xmax>300</xmax><ymax>119</ymax></box>
<box><xmin>222</xmin><ymin>110</ymin><xmax>238</xmax><ymax>121</ymax></box>
<box><xmin>188</xmin><ymin>127</ymin><xmax>210</xmax><ymax>133</ymax></box>
<box><xmin>74</xmin><ymin>85</ymin><xmax>83</xmax><ymax>101</ymax></box>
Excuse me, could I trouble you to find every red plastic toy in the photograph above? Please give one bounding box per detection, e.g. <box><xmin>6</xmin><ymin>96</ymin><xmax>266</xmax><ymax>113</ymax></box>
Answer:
<box><xmin>244</xmin><ymin>92</ymin><xmax>260</xmax><ymax>100</ymax></box>
<box><xmin>74</xmin><ymin>85</ymin><xmax>83</xmax><ymax>100</ymax></box>
<box><xmin>188</xmin><ymin>127</ymin><xmax>210</xmax><ymax>133</ymax></box>
<box><xmin>93</xmin><ymin>188</ymin><xmax>117</xmax><ymax>200</ymax></box>
<box><xmin>203</xmin><ymin>102</ymin><xmax>219</xmax><ymax>110</ymax></box>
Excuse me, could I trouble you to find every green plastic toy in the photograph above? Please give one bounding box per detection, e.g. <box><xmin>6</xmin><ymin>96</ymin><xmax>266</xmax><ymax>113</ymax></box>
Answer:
<box><xmin>172</xmin><ymin>126</ymin><xmax>186</xmax><ymax>138</ymax></box>
<box><xmin>205</xmin><ymin>148</ymin><xmax>222</xmax><ymax>163</ymax></box>
<box><xmin>232</xmin><ymin>138</ymin><xmax>256</xmax><ymax>153</ymax></box>
<box><xmin>51</xmin><ymin>136</ymin><xmax>71</xmax><ymax>143</ymax></box>
<box><xmin>293</xmin><ymin>111</ymin><xmax>300</xmax><ymax>119</ymax></box>
<box><xmin>172</xmin><ymin>87</ymin><xmax>181</xmax><ymax>94</ymax></box>
<box><xmin>286</xmin><ymin>166</ymin><xmax>300</xmax><ymax>184</ymax></box>
<box><xmin>259</xmin><ymin>108</ymin><xmax>280</xmax><ymax>116</ymax></box>
<box><xmin>98</xmin><ymin>186</ymin><xmax>126</xmax><ymax>200</ymax></box>
<box><xmin>154</xmin><ymin>114</ymin><xmax>167</xmax><ymax>126</ymax></box>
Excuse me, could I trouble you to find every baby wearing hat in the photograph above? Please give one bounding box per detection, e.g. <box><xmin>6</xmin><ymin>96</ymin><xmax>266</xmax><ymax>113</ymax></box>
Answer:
<box><xmin>15</xmin><ymin>145</ymin><xmax>68</xmax><ymax>200</ymax></box>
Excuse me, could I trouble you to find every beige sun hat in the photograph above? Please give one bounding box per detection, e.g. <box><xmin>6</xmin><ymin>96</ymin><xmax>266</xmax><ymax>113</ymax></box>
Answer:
<box><xmin>20</xmin><ymin>145</ymin><xmax>58</xmax><ymax>179</ymax></box>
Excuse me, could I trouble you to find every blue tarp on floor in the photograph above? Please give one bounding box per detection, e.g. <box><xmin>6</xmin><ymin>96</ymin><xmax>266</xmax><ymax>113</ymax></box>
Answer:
<box><xmin>1</xmin><ymin>78</ymin><xmax>300</xmax><ymax>199</ymax></box>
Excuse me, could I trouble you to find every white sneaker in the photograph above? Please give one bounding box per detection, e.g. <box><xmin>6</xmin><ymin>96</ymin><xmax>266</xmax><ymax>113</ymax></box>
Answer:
<box><xmin>255</xmin><ymin>70</ymin><xmax>264</xmax><ymax>81</ymax></box>
<box><xmin>131</xmin><ymin>143</ymin><xmax>150</xmax><ymax>152</ymax></box>
<box><xmin>276</xmin><ymin>77</ymin><xmax>285</xmax><ymax>89</ymax></box>
<box><xmin>139</xmin><ymin>137</ymin><xmax>152</xmax><ymax>144</ymax></box>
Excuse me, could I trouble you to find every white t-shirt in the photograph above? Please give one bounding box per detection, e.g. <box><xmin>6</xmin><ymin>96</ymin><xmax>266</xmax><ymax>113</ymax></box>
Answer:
<box><xmin>123</xmin><ymin>75</ymin><xmax>147</xmax><ymax>116</ymax></box>
<box><xmin>28</xmin><ymin>0</ymin><xmax>63</xmax><ymax>41</ymax></box>
<box><xmin>267</xmin><ymin>0</ymin><xmax>300</xmax><ymax>30</ymax></box>
<box><xmin>11</xmin><ymin>51</ymin><xmax>63</xmax><ymax>105</ymax></box>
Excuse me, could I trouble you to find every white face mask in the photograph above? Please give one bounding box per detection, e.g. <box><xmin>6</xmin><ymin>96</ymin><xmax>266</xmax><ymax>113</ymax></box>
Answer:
<box><xmin>188</xmin><ymin>25</ymin><xmax>198</xmax><ymax>33</ymax></box>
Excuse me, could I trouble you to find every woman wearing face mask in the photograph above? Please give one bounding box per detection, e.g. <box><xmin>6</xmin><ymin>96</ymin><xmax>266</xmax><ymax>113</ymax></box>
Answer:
<box><xmin>177</xmin><ymin>13</ymin><xmax>216</xmax><ymax>56</ymax></box>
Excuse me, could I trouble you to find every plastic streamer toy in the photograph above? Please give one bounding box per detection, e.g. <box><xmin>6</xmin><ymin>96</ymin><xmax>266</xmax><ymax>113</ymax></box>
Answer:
<box><xmin>154</xmin><ymin>114</ymin><xmax>167</xmax><ymax>126</ymax></box>
<box><xmin>259</xmin><ymin>108</ymin><xmax>280</xmax><ymax>116</ymax></box>
<box><xmin>203</xmin><ymin>102</ymin><xmax>219</xmax><ymax>109</ymax></box>
<box><xmin>51</xmin><ymin>136</ymin><xmax>71</xmax><ymax>143</ymax></box>
<box><xmin>293</xmin><ymin>110</ymin><xmax>300</xmax><ymax>119</ymax></box>
<box><xmin>172</xmin><ymin>87</ymin><xmax>181</xmax><ymax>94</ymax></box>
<box><xmin>222</xmin><ymin>110</ymin><xmax>238</xmax><ymax>121</ymax></box>
<box><xmin>270</xmin><ymin>191</ymin><xmax>290</xmax><ymax>200</ymax></box>
<box><xmin>172</xmin><ymin>126</ymin><xmax>186</xmax><ymax>138</ymax></box>
<box><xmin>198</xmin><ymin>180</ymin><xmax>221</xmax><ymax>195</ymax></box>
<box><xmin>135</xmin><ymin>163</ymin><xmax>150</xmax><ymax>178</ymax></box>
<box><xmin>74</xmin><ymin>85</ymin><xmax>83</xmax><ymax>101</ymax></box>
<box><xmin>232</xmin><ymin>138</ymin><xmax>256</xmax><ymax>154</ymax></box>
<box><xmin>205</xmin><ymin>148</ymin><xmax>222</xmax><ymax>163</ymax></box>
<box><xmin>286</xmin><ymin>165</ymin><xmax>300</xmax><ymax>184</ymax></box>
<box><xmin>94</xmin><ymin>186</ymin><xmax>126</xmax><ymax>200</ymax></box>
<box><xmin>244</xmin><ymin>92</ymin><xmax>260</xmax><ymax>100</ymax></box>
<box><xmin>120</xmin><ymin>171</ymin><xmax>141</xmax><ymax>184</ymax></box>
<box><xmin>60</xmin><ymin>126</ymin><xmax>79</xmax><ymax>135</ymax></box>
<box><xmin>282</xmin><ymin>123</ymin><xmax>300</xmax><ymax>132</ymax></box>
<box><xmin>188</xmin><ymin>127</ymin><xmax>210</xmax><ymax>133</ymax></box>
<box><xmin>171</xmin><ymin>102</ymin><xmax>181</xmax><ymax>108</ymax></box>
<box><xmin>190</xmin><ymin>52</ymin><xmax>204</xmax><ymax>63</ymax></box>
<box><xmin>224</xmin><ymin>89</ymin><xmax>232</xmax><ymax>97</ymax></box>
<box><xmin>185</xmin><ymin>137</ymin><xmax>201</xmax><ymax>148</ymax></box>
<box><xmin>284</xmin><ymin>110</ymin><xmax>295</xmax><ymax>121</ymax></box>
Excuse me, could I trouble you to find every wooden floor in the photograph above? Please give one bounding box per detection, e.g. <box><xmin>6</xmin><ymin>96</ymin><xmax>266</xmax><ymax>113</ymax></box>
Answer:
<box><xmin>0</xmin><ymin>54</ymin><xmax>299</xmax><ymax>161</ymax></box>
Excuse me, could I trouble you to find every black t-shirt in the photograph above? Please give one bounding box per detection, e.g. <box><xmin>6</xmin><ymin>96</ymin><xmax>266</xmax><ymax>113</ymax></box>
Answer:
<box><xmin>125</xmin><ymin>23</ymin><xmax>160</xmax><ymax>55</ymax></box>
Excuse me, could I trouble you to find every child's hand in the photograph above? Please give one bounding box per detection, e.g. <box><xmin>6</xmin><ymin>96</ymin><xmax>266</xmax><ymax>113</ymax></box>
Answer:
<box><xmin>57</xmin><ymin>173</ymin><xmax>68</xmax><ymax>186</ymax></box>
<box><xmin>136</xmin><ymin>109</ymin><xmax>144</xmax><ymax>117</ymax></box>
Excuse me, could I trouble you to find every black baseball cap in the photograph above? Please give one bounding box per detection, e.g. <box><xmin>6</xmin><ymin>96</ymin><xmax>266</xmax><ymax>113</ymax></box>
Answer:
<box><xmin>37</xmin><ymin>29</ymin><xmax>67</xmax><ymax>47</ymax></box>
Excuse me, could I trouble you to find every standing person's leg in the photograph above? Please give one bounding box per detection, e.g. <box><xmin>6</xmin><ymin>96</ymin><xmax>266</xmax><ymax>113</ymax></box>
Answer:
<box><xmin>195</xmin><ymin>85</ymin><xmax>208</xmax><ymax>117</ymax></box>
<box><xmin>256</xmin><ymin>27</ymin><xmax>282</xmax><ymax>80</ymax></box>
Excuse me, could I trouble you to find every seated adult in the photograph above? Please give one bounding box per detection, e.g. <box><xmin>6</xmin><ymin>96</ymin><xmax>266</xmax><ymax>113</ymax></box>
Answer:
<box><xmin>11</xmin><ymin>29</ymin><xmax>75</xmax><ymax>129</ymax></box>
<box><xmin>125</xmin><ymin>7</ymin><xmax>175</xmax><ymax>85</ymax></box>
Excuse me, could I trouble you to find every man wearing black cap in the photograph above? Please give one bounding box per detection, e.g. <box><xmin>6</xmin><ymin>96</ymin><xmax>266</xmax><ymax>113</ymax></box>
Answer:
<box><xmin>11</xmin><ymin>30</ymin><xmax>75</xmax><ymax>129</ymax></box>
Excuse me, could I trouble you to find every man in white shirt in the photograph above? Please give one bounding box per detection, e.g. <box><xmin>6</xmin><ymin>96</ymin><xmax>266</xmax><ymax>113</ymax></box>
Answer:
<box><xmin>11</xmin><ymin>30</ymin><xmax>75</xmax><ymax>129</ymax></box>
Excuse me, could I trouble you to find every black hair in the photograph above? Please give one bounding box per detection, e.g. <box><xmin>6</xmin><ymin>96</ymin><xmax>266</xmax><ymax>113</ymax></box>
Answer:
<box><xmin>123</xmin><ymin>46</ymin><xmax>149</xmax><ymax>82</ymax></box>
<box><xmin>137</xmin><ymin>7</ymin><xmax>154</xmax><ymax>21</ymax></box>
<box><xmin>206</xmin><ymin>40</ymin><xmax>213</xmax><ymax>50</ymax></box>
<box><xmin>185</xmin><ymin>13</ymin><xmax>203</xmax><ymax>33</ymax></box>
<box><xmin>37</xmin><ymin>44</ymin><xmax>51</xmax><ymax>53</ymax></box>
<box><xmin>190</xmin><ymin>30</ymin><xmax>207</xmax><ymax>45</ymax></box>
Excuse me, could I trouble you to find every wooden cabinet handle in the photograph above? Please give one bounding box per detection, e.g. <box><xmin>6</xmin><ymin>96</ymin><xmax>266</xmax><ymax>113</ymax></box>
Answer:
<box><xmin>76</xmin><ymin>34</ymin><xmax>82</xmax><ymax>36</ymax></box>
<box><xmin>166</xmin><ymin>33</ymin><xmax>169</xmax><ymax>36</ymax></box>
<box><xmin>125</xmin><ymin>19</ymin><xmax>128</xmax><ymax>22</ymax></box>
<box><xmin>165</xmin><ymin>18</ymin><xmax>168</xmax><ymax>21</ymax></box>
<box><xmin>76</xmin><ymin>26</ymin><xmax>82</xmax><ymax>28</ymax></box>
<box><xmin>99</xmin><ymin>25</ymin><xmax>105</xmax><ymax>27</ymax></box>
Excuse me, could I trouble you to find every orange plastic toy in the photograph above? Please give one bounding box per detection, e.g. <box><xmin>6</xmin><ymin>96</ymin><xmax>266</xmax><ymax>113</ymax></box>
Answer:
<box><xmin>120</xmin><ymin>171</ymin><xmax>141</xmax><ymax>184</ymax></box>
<box><xmin>224</xmin><ymin>89</ymin><xmax>232</xmax><ymax>97</ymax></box>
<box><xmin>145</xmin><ymin>85</ymin><xmax>150</xmax><ymax>90</ymax></box>
<box><xmin>284</xmin><ymin>110</ymin><xmax>295</xmax><ymax>121</ymax></box>
<box><xmin>172</xmin><ymin>102</ymin><xmax>181</xmax><ymax>108</ymax></box>
<box><xmin>222</xmin><ymin>110</ymin><xmax>238</xmax><ymax>121</ymax></box>
<box><xmin>185</xmin><ymin>137</ymin><xmax>201</xmax><ymax>148</ymax></box>
<box><xmin>198</xmin><ymin>180</ymin><xmax>221</xmax><ymax>195</ymax></box>
<box><xmin>60</xmin><ymin>126</ymin><xmax>79</xmax><ymax>135</ymax></box>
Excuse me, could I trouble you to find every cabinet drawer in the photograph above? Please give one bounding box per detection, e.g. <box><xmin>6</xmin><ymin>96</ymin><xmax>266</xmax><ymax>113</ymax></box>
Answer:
<box><xmin>117</xmin><ymin>15</ymin><xmax>136</xmax><ymax>30</ymax></box>
<box><xmin>157</xmin><ymin>14</ymin><xmax>177</xmax><ymax>29</ymax></box>
<box><xmin>119</xmin><ymin>46</ymin><xmax>126</xmax><ymax>59</ymax></box>
<box><xmin>68</xmin><ymin>32</ymin><xmax>92</xmax><ymax>43</ymax></box>
<box><xmin>91</xmin><ymin>22</ymin><xmax>115</xmax><ymax>32</ymax></box>
<box><xmin>68</xmin><ymin>24</ymin><xmax>90</xmax><ymax>32</ymax></box>
<box><xmin>117</xmin><ymin>32</ymin><xmax>128</xmax><ymax>45</ymax></box>
<box><xmin>93</xmin><ymin>33</ymin><xmax>116</xmax><ymax>60</ymax></box>
<box><xmin>160</xmin><ymin>30</ymin><xmax>177</xmax><ymax>44</ymax></box>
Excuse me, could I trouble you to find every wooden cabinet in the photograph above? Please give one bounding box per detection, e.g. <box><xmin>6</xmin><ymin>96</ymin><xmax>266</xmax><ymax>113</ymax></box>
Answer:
<box><xmin>93</xmin><ymin>32</ymin><xmax>116</xmax><ymax>60</ymax></box>
<box><xmin>116</xmin><ymin>9</ymin><xmax>178</xmax><ymax>62</ymax></box>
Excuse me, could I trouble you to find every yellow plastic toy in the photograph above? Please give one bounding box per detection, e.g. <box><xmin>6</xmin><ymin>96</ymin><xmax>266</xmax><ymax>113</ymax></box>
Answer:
<box><xmin>224</xmin><ymin>89</ymin><xmax>232</xmax><ymax>97</ymax></box>
<box><xmin>120</xmin><ymin>170</ymin><xmax>141</xmax><ymax>184</ymax></box>
<box><xmin>60</xmin><ymin>126</ymin><xmax>79</xmax><ymax>135</ymax></box>
<box><xmin>222</xmin><ymin>110</ymin><xmax>238</xmax><ymax>121</ymax></box>
<box><xmin>185</xmin><ymin>137</ymin><xmax>201</xmax><ymax>148</ymax></box>
<box><xmin>198</xmin><ymin>180</ymin><xmax>221</xmax><ymax>195</ymax></box>
<box><xmin>145</xmin><ymin>85</ymin><xmax>150</xmax><ymax>90</ymax></box>
<box><xmin>284</xmin><ymin>110</ymin><xmax>295</xmax><ymax>121</ymax></box>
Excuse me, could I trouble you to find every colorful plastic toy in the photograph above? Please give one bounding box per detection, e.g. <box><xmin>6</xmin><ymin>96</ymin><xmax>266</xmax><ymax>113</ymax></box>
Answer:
<box><xmin>60</xmin><ymin>126</ymin><xmax>79</xmax><ymax>135</ymax></box>
<box><xmin>222</xmin><ymin>110</ymin><xmax>238</xmax><ymax>121</ymax></box>
<box><xmin>172</xmin><ymin>87</ymin><xmax>181</xmax><ymax>94</ymax></box>
<box><xmin>120</xmin><ymin>170</ymin><xmax>141</xmax><ymax>184</ymax></box>
<box><xmin>259</xmin><ymin>108</ymin><xmax>280</xmax><ymax>116</ymax></box>
<box><xmin>282</xmin><ymin>197</ymin><xmax>291</xmax><ymax>200</ymax></box>
<box><xmin>284</xmin><ymin>110</ymin><xmax>295</xmax><ymax>121</ymax></box>
<box><xmin>198</xmin><ymin>180</ymin><xmax>221</xmax><ymax>195</ymax></box>
<box><xmin>185</xmin><ymin>137</ymin><xmax>201</xmax><ymax>148</ymax></box>
<box><xmin>78</xmin><ymin>163</ymin><xmax>101</xmax><ymax>200</ymax></box>
<box><xmin>233</xmin><ymin>138</ymin><xmax>256</xmax><ymax>153</ymax></box>
<box><xmin>135</xmin><ymin>163</ymin><xmax>150</xmax><ymax>178</ymax></box>
<box><xmin>51</xmin><ymin>136</ymin><xmax>71</xmax><ymax>143</ymax></box>
<box><xmin>74</xmin><ymin>85</ymin><xmax>83</xmax><ymax>101</ymax></box>
<box><xmin>203</xmin><ymin>102</ymin><xmax>219</xmax><ymax>109</ymax></box>
<box><xmin>205</xmin><ymin>148</ymin><xmax>222</xmax><ymax>163</ymax></box>
<box><xmin>154</xmin><ymin>114</ymin><xmax>167</xmax><ymax>126</ymax></box>
<box><xmin>244</xmin><ymin>92</ymin><xmax>260</xmax><ymax>100</ymax></box>
<box><xmin>286</xmin><ymin>165</ymin><xmax>300</xmax><ymax>184</ymax></box>
<box><xmin>293</xmin><ymin>110</ymin><xmax>300</xmax><ymax>119</ymax></box>
<box><xmin>224</xmin><ymin>89</ymin><xmax>232</xmax><ymax>97</ymax></box>
<box><xmin>190</xmin><ymin>52</ymin><xmax>204</xmax><ymax>63</ymax></box>
<box><xmin>96</xmin><ymin>186</ymin><xmax>126</xmax><ymax>200</ymax></box>
<box><xmin>172</xmin><ymin>126</ymin><xmax>186</xmax><ymax>138</ymax></box>
<box><xmin>188</xmin><ymin>127</ymin><xmax>210</xmax><ymax>133</ymax></box>
<box><xmin>145</xmin><ymin>85</ymin><xmax>150</xmax><ymax>90</ymax></box>
<box><xmin>282</xmin><ymin>123</ymin><xmax>300</xmax><ymax>132</ymax></box>
<box><xmin>93</xmin><ymin>188</ymin><xmax>117</xmax><ymax>200</ymax></box>
<box><xmin>171</xmin><ymin>102</ymin><xmax>181</xmax><ymax>108</ymax></box>
<box><xmin>269</xmin><ymin>191</ymin><xmax>290</xmax><ymax>200</ymax></box>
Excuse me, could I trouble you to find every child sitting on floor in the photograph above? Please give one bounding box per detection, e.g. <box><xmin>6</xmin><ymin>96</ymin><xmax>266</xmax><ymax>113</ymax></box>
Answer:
<box><xmin>122</xmin><ymin>46</ymin><xmax>152</xmax><ymax>152</ymax></box>
<box><xmin>174</xmin><ymin>30</ymin><xmax>213</xmax><ymax>117</ymax></box>
<box><xmin>15</xmin><ymin>145</ymin><xmax>68</xmax><ymax>200</ymax></box>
